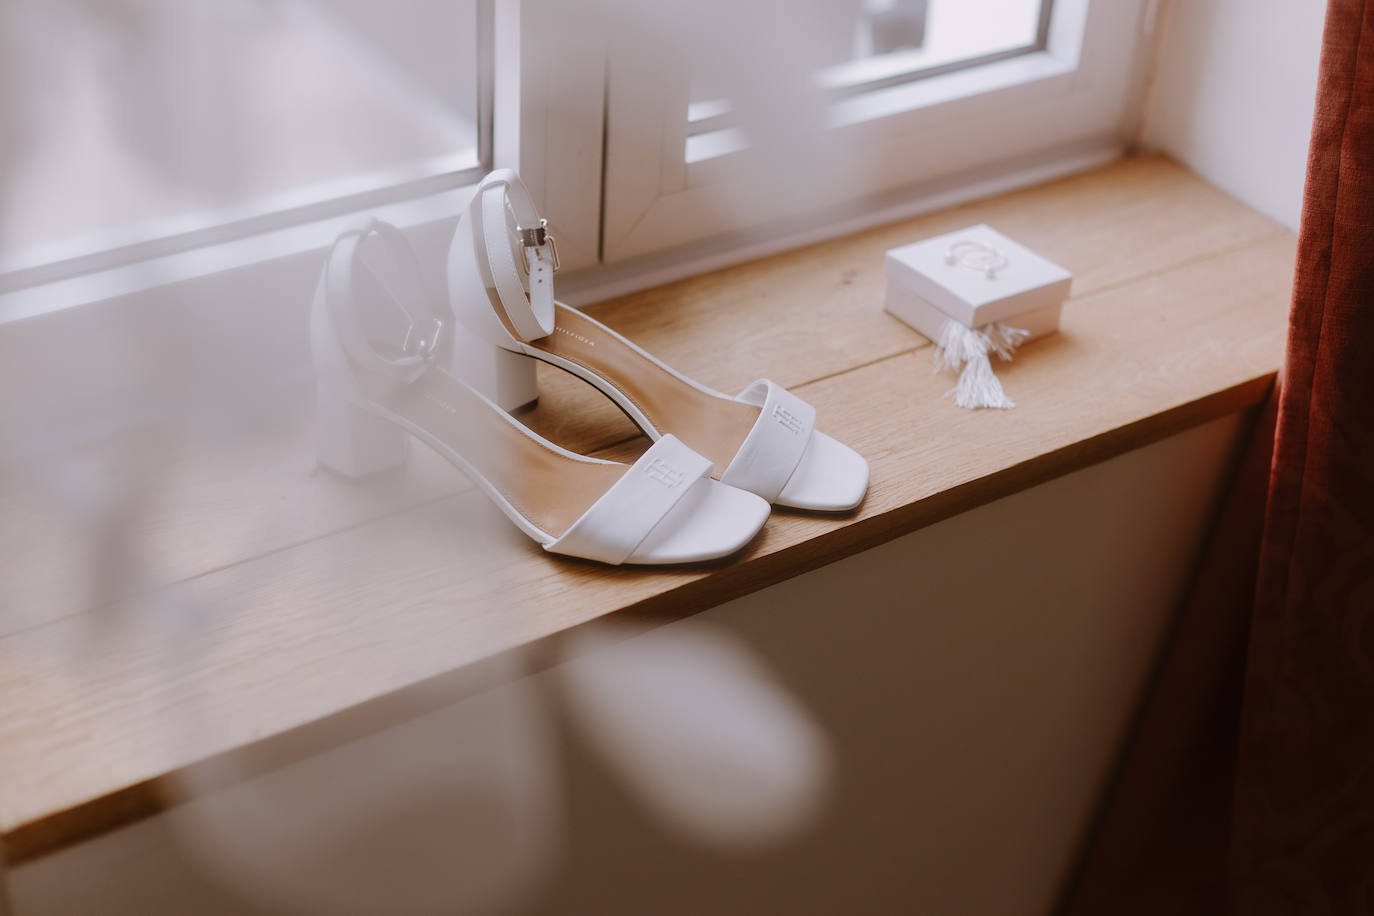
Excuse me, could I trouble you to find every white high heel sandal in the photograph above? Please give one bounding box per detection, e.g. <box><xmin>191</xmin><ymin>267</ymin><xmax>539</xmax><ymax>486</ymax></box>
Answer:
<box><xmin>312</xmin><ymin>219</ymin><xmax>770</xmax><ymax>566</ymax></box>
<box><xmin>447</xmin><ymin>170</ymin><xmax>870</xmax><ymax>512</ymax></box>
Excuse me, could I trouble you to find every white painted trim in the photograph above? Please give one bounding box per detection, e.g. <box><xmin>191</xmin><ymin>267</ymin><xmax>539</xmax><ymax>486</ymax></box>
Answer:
<box><xmin>822</xmin><ymin>49</ymin><xmax>1076</xmax><ymax>131</ymax></box>
<box><xmin>0</xmin><ymin>155</ymin><xmax>483</xmax><ymax>296</ymax></box>
<box><xmin>0</xmin><ymin>184</ymin><xmax>476</xmax><ymax>327</ymax></box>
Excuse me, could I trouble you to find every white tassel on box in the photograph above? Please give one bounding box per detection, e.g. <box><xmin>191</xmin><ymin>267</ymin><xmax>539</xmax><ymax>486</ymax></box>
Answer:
<box><xmin>932</xmin><ymin>318</ymin><xmax>1029</xmax><ymax>410</ymax></box>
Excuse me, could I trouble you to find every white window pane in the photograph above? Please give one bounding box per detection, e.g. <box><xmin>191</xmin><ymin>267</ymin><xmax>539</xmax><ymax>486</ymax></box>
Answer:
<box><xmin>819</xmin><ymin>0</ymin><xmax>1045</xmax><ymax>91</ymax></box>
<box><xmin>0</xmin><ymin>0</ymin><xmax>481</xmax><ymax>261</ymax></box>
<box><xmin>690</xmin><ymin>0</ymin><xmax>1047</xmax><ymax>115</ymax></box>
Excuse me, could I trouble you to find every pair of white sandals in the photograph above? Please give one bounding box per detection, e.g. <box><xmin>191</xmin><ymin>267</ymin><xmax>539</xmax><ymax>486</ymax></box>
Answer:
<box><xmin>312</xmin><ymin>170</ymin><xmax>869</xmax><ymax>566</ymax></box>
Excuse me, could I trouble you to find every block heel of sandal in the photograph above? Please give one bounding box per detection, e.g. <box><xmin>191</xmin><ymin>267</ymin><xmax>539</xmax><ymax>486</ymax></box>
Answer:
<box><xmin>449</xmin><ymin>331</ymin><xmax>538</xmax><ymax>413</ymax></box>
<box><xmin>315</xmin><ymin>387</ymin><xmax>409</xmax><ymax>478</ymax></box>
<box><xmin>311</xmin><ymin>218</ymin><xmax>769</xmax><ymax>565</ymax></box>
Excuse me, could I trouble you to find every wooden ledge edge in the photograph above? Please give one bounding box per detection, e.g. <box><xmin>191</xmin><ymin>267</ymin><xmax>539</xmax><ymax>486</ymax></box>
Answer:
<box><xmin>2</xmin><ymin>369</ymin><xmax>1277</xmax><ymax>868</ymax></box>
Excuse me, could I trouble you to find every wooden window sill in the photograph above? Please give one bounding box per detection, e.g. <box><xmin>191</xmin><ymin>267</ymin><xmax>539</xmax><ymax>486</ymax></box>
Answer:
<box><xmin>0</xmin><ymin>154</ymin><xmax>1293</xmax><ymax>865</ymax></box>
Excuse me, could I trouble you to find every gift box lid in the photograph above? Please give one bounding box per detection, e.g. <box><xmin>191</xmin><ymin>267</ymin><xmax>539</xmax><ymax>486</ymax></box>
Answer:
<box><xmin>884</xmin><ymin>224</ymin><xmax>1072</xmax><ymax>328</ymax></box>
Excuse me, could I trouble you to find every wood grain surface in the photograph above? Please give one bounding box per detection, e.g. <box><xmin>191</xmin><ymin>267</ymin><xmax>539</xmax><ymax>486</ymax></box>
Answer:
<box><xmin>0</xmin><ymin>155</ymin><xmax>1294</xmax><ymax>864</ymax></box>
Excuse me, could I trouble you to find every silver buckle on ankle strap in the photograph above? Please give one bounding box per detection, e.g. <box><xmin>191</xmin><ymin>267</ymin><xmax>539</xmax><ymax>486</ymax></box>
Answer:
<box><xmin>402</xmin><ymin>317</ymin><xmax>444</xmax><ymax>363</ymax></box>
<box><xmin>517</xmin><ymin>218</ymin><xmax>560</xmax><ymax>273</ymax></box>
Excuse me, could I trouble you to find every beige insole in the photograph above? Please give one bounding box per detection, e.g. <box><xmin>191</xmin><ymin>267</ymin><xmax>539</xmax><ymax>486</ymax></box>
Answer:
<box><xmin>529</xmin><ymin>304</ymin><xmax>761</xmax><ymax>473</ymax></box>
<box><xmin>385</xmin><ymin>369</ymin><xmax>624</xmax><ymax>538</ymax></box>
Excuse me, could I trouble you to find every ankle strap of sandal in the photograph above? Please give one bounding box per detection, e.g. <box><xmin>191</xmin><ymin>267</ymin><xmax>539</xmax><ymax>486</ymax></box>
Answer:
<box><xmin>459</xmin><ymin>169</ymin><xmax>559</xmax><ymax>346</ymax></box>
<box><xmin>326</xmin><ymin>219</ymin><xmax>445</xmax><ymax>384</ymax></box>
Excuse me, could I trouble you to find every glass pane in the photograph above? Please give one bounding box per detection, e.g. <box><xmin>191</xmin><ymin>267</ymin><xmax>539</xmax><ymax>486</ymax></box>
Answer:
<box><xmin>0</xmin><ymin>0</ymin><xmax>482</xmax><ymax>261</ymax></box>
<box><xmin>827</xmin><ymin>0</ymin><xmax>1043</xmax><ymax>74</ymax></box>
<box><xmin>690</xmin><ymin>0</ymin><xmax>1046</xmax><ymax>114</ymax></box>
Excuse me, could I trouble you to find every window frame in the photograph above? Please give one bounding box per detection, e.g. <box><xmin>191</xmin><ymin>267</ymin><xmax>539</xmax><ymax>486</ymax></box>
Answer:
<box><xmin>0</xmin><ymin>0</ymin><xmax>604</xmax><ymax>323</ymax></box>
<box><xmin>599</xmin><ymin>0</ymin><xmax>1151</xmax><ymax>264</ymax></box>
<box><xmin>0</xmin><ymin>0</ymin><xmax>502</xmax><ymax>296</ymax></box>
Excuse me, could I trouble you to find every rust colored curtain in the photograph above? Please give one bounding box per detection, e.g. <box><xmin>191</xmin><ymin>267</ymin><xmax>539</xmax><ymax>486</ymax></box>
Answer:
<box><xmin>1069</xmin><ymin>2</ymin><xmax>1374</xmax><ymax>913</ymax></box>
<box><xmin>1229</xmin><ymin>0</ymin><xmax>1374</xmax><ymax>909</ymax></box>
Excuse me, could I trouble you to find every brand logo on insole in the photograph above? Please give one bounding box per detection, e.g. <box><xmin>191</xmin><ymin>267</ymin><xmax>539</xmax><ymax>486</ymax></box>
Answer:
<box><xmin>644</xmin><ymin>458</ymin><xmax>686</xmax><ymax>489</ymax></box>
<box><xmin>555</xmin><ymin>326</ymin><xmax>596</xmax><ymax>347</ymax></box>
<box><xmin>772</xmin><ymin>403</ymin><xmax>804</xmax><ymax>434</ymax></box>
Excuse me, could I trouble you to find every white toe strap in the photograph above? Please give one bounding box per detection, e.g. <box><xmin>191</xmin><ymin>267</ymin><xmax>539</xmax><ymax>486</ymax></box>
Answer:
<box><xmin>719</xmin><ymin>379</ymin><xmax>816</xmax><ymax>503</ymax></box>
<box><xmin>546</xmin><ymin>436</ymin><xmax>713</xmax><ymax>565</ymax></box>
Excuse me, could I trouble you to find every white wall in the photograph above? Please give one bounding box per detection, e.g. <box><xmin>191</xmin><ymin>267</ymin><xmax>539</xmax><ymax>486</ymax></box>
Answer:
<box><xmin>1140</xmin><ymin>0</ymin><xmax>1325</xmax><ymax>232</ymax></box>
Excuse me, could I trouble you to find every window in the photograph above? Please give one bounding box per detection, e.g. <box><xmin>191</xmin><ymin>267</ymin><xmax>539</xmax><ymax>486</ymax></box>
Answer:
<box><xmin>0</xmin><ymin>0</ymin><xmax>1150</xmax><ymax>319</ymax></box>
<box><xmin>818</xmin><ymin>0</ymin><xmax>1051</xmax><ymax>91</ymax></box>
<box><xmin>602</xmin><ymin>0</ymin><xmax>1148</xmax><ymax>263</ymax></box>
<box><xmin>688</xmin><ymin>0</ymin><xmax>1053</xmax><ymax>146</ymax></box>
<box><xmin>0</xmin><ymin>0</ymin><xmax>491</xmax><ymax>291</ymax></box>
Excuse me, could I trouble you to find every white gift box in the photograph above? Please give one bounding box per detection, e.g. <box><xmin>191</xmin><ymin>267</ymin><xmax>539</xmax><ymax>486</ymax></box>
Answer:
<box><xmin>884</xmin><ymin>224</ymin><xmax>1071</xmax><ymax>343</ymax></box>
